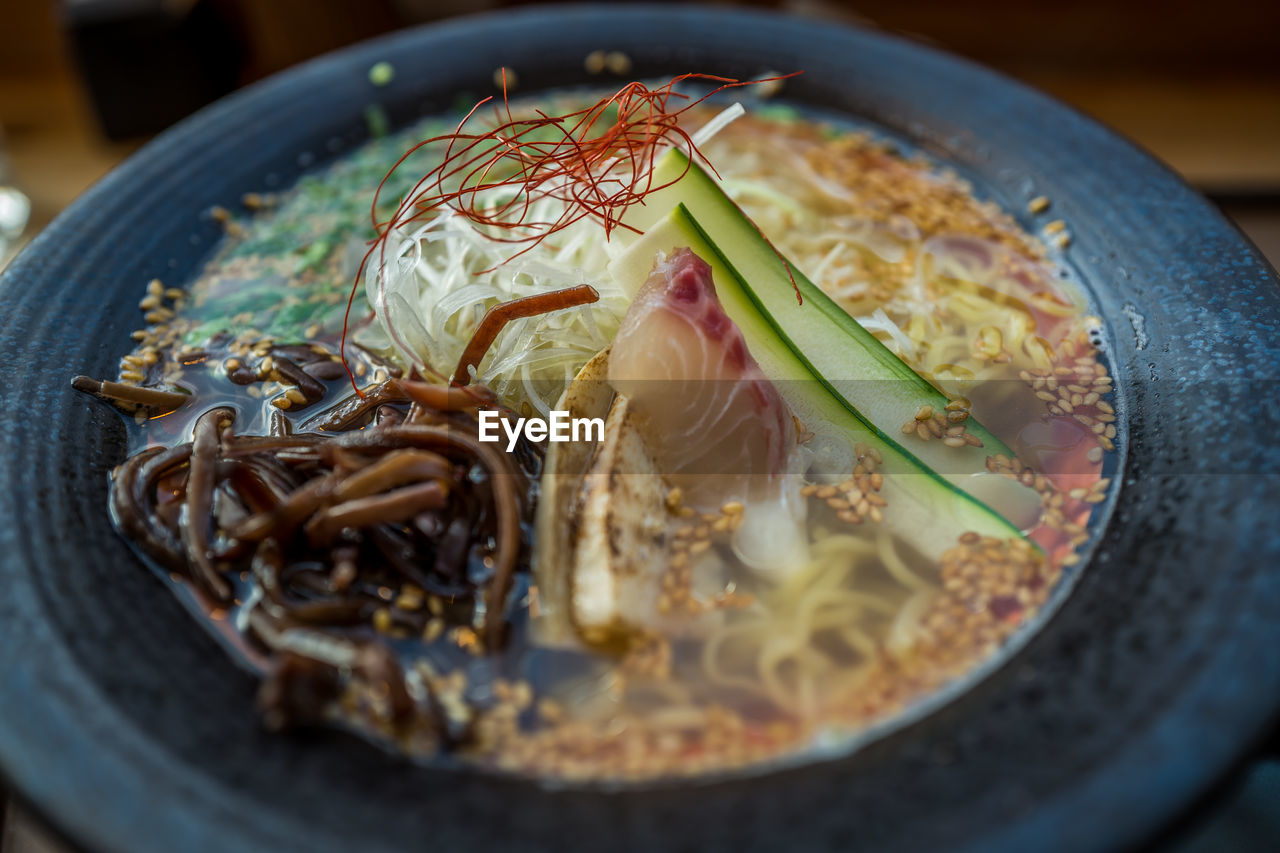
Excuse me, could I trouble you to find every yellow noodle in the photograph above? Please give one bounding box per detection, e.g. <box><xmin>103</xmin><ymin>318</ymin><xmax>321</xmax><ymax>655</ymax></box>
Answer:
<box><xmin>700</xmin><ymin>523</ymin><xmax>946</xmax><ymax>717</ymax></box>
<box><xmin>875</xmin><ymin>527</ymin><xmax>930</xmax><ymax>591</ymax></box>
<box><xmin>886</xmin><ymin>588</ymin><xmax>938</xmax><ymax>655</ymax></box>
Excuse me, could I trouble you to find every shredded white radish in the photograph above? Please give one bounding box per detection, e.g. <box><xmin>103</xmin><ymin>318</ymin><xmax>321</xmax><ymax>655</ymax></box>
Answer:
<box><xmin>691</xmin><ymin>102</ymin><xmax>745</xmax><ymax>148</ymax></box>
<box><xmin>857</xmin><ymin>308</ymin><xmax>919</xmax><ymax>360</ymax></box>
<box><xmin>362</xmin><ymin>99</ymin><xmax>757</xmax><ymax>414</ymax></box>
<box><xmin>359</xmin><ymin>190</ymin><xmax>627</xmax><ymax>415</ymax></box>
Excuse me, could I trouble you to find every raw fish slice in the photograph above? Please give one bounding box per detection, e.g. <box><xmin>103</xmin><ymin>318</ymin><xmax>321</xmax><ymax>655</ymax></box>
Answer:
<box><xmin>608</xmin><ymin>248</ymin><xmax>796</xmax><ymax>508</ymax></box>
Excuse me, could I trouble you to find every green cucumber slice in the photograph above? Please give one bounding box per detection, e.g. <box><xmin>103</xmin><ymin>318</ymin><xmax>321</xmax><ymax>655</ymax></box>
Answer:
<box><xmin>620</xmin><ymin>148</ymin><xmax>1015</xmax><ymax>491</ymax></box>
<box><xmin>611</xmin><ymin>204</ymin><xmax>1026</xmax><ymax>560</ymax></box>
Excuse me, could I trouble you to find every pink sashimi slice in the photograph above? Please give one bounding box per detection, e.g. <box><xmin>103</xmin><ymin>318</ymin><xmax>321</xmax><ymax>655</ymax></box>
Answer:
<box><xmin>608</xmin><ymin>247</ymin><xmax>796</xmax><ymax>508</ymax></box>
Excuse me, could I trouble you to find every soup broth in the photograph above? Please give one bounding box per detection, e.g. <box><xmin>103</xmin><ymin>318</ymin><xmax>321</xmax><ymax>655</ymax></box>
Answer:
<box><xmin>77</xmin><ymin>85</ymin><xmax>1114</xmax><ymax>784</ymax></box>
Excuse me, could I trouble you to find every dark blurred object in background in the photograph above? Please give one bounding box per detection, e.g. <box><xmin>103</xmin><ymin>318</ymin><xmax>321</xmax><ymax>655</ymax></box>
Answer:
<box><xmin>62</xmin><ymin>0</ymin><xmax>410</xmax><ymax>139</ymax></box>
<box><xmin>48</xmin><ymin>0</ymin><xmax>1280</xmax><ymax>145</ymax></box>
<box><xmin>65</xmin><ymin>0</ymin><xmax>243</xmax><ymax>139</ymax></box>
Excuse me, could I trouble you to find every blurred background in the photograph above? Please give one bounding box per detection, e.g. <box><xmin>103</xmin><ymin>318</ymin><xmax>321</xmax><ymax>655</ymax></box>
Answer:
<box><xmin>0</xmin><ymin>0</ymin><xmax>1277</xmax><ymax>849</ymax></box>
<box><xmin>2</xmin><ymin>0</ymin><xmax>1278</xmax><ymax>269</ymax></box>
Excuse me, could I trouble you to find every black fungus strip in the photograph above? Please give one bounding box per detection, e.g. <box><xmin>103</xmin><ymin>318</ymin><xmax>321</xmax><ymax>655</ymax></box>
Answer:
<box><xmin>72</xmin><ymin>375</ymin><xmax>189</xmax><ymax>414</ymax></box>
<box><xmin>180</xmin><ymin>407</ymin><xmax>235</xmax><ymax>602</ymax></box>
<box><xmin>273</xmin><ymin>355</ymin><xmax>327</xmax><ymax>403</ymax></box>
<box><xmin>297</xmin><ymin>381</ymin><xmax>408</xmax><ymax>432</ymax></box>
<box><xmin>90</xmin><ymin>356</ymin><xmax>531</xmax><ymax>752</ymax></box>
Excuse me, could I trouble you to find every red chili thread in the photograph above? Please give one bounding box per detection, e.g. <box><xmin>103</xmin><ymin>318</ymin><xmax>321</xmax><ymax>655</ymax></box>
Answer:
<box><xmin>341</xmin><ymin>71</ymin><xmax>803</xmax><ymax>394</ymax></box>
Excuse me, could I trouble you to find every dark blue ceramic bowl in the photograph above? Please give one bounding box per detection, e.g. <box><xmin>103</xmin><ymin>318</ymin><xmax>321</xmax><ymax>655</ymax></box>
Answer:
<box><xmin>2</xmin><ymin>5</ymin><xmax>1279</xmax><ymax>852</ymax></box>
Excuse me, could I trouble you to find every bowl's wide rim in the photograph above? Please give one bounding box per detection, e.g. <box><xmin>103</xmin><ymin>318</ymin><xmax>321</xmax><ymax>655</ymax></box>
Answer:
<box><xmin>1</xmin><ymin>4</ymin><xmax>1279</xmax><ymax>853</ymax></box>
